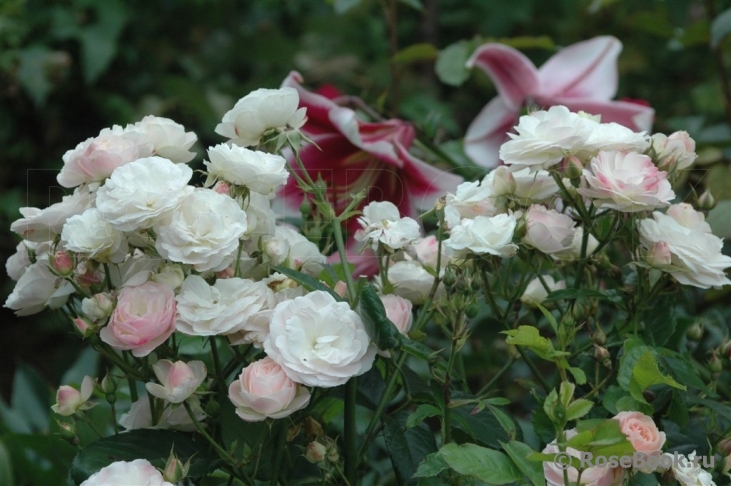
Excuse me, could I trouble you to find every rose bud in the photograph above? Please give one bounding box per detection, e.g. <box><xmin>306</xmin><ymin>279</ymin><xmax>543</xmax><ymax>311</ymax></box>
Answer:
<box><xmin>51</xmin><ymin>375</ymin><xmax>96</xmax><ymax>416</ymax></box>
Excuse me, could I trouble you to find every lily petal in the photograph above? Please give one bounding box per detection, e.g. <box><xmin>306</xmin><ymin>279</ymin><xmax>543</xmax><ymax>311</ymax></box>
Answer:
<box><xmin>281</xmin><ymin>71</ymin><xmax>339</xmax><ymax>134</ymax></box>
<box><xmin>464</xmin><ymin>97</ymin><xmax>517</xmax><ymax>168</ymax></box>
<box><xmin>538</xmin><ymin>36</ymin><xmax>621</xmax><ymax>100</ymax></box>
<box><xmin>544</xmin><ymin>96</ymin><xmax>655</xmax><ymax>131</ymax></box>
<box><xmin>467</xmin><ymin>43</ymin><xmax>540</xmax><ymax>110</ymax></box>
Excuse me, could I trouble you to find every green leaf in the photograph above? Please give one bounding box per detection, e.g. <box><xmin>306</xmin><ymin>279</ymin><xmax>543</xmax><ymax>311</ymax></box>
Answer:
<box><xmin>79</xmin><ymin>1</ymin><xmax>129</xmax><ymax>83</ymax></box>
<box><xmin>503</xmin><ymin>326</ymin><xmax>567</xmax><ymax>361</ymax></box>
<box><xmin>2</xmin><ymin>433</ymin><xmax>76</xmax><ymax>485</ymax></box>
<box><xmin>629</xmin><ymin>351</ymin><xmax>686</xmax><ymax>404</ymax></box>
<box><xmin>615</xmin><ymin>396</ymin><xmax>653</xmax><ymax>415</ymax></box>
<box><xmin>393</xmin><ymin>43</ymin><xmax>437</xmax><ymax>64</ymax></box>
<box><xmin>486</xmin><ymin>405</ymin><xmax>520</xmax><ymax>440</ymax></box>
<box><xmin>711</xmin><ymin>8</ymin><xmax>731</xmax><ymax>47</ymax></box>
<box><xmin>358</xmin><ymin>284</ymin><xmax>403</xmax><ymax>350</ymax></box>
<box><xmin>15</xmin><ymin>46</ymin><xmax>53</xmax><ymax>106</ymax></box>
<box><xmin>383</xmin><ymin>414</ymin><xmax>438</xmax><ymax>483</ymax></box>
<box><xmin>617</xmin><ymin>336</ymin><xmax>648</xmax><ymax>391</ymax></box>
<box><xmin>271</xmin><ymin>265</ymin><xmax>343</xmax><ymax>301</ymax></box>
<box><xmin>667</xmin><ymin>391</ymin><xmax>690</xmax><ymax>427</ymax></box>
<box><xmin>70</xmin><ymin>429</ymin><xmax>221</xmax><ymax>484</ymax></box>
<box><xmin>534</xmin><ymin>302</ymin><xmax>558</xmax><ymax>333</ymax></box>
<box><xmin>565</xmin><ymin>399</ymin><xmax>594</xmax><ymax>421</ymax></box>
<box><xmin>642</xmin><ymin>297</ymin><xmax>677</xmax><ymax>347</ymax></box>
<box><xmin>11</xmin><ymin>363</ymin><xmax>50</xmax><ymax>433</ymax></box>
<box><xmin>567</xmin><ymin>366</ymin><xmax>587</xmax><ymax>385</ymax></box>
<box><xmin>436</xmin><ymin>39</ymin><xmax>478</xmax><ymax>87</ymax></box>
<box><xmin>435</xmin><ymin>443</ymin><xmax>522</xmax><ymax>484</ymax></box>
<box><xmin>453</xmin><ymin>402</ymin><xmax>518</xmax><ymax>448</ymax></box>
<box><xmin>707</xmin><ymin>200</ymin><xmax>731</xmax><ymax>238</ymax></box>
<box><xmin>0</xmin><ymin>440</ymin><xmax>13</xmax><ymax>486</ymax></box>
<box><xmin>406</xmin><ymin>404</ymin><xmax>442</xmax><ymax>429</ymax></box>
<box><xmin>500</xmin><ymin>441</ymin><xmax>545</xmax><ymax>486</ymax></box>
<box><xmin>414</xmin><ymin>452</ymin><xmax>449</xmax><ymax>478</ymax></box>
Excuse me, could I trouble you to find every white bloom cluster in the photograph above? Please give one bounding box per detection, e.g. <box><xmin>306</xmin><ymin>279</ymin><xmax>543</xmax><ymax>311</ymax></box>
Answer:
<box><xmin>7</xmin><ymin>85</ymin><xmax>390</xmax><ymax>431</ymax></box>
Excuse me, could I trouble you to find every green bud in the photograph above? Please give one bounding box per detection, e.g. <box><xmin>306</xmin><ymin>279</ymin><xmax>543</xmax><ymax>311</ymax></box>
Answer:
<box><xmin>163</xmin><ymin>450</ymin><xmax>190</xmax><ymax>484</ymax></box>
<box><xmin>686</xmin><ymin>321</ymin><xmax>704</xmax><ymax>341</ymax></box>
<box><xmin>709</xmin><ymin>352</ymin><xmax>723</xmax><ymax>373</ymax></box>
<box><xmin>300</xmin><ymin>199</ymin><xmax>312</xmax><ymax>216</ymax></box>
<box><xmin>465</xmin><ymin>302</ymin><xmax>480</xmax><ymax>318</ymax></box>
<box><xmin>698</xmin><ymin>190</ymin><xmax>716</xmax><ymax>210</ymax></box>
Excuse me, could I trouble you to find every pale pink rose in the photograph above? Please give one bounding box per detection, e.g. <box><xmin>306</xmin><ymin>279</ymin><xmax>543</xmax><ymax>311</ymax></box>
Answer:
<box><xmin>100</xmin><ymin>281</ymin><xmax>176</xmax><ymax>357</ymax></box>
<box><xmin>522</xmin><ymin>205</ymin><xmax>576</xmax><ymax>255</ymax></box>
<box><xmin>57</xmin><ymin>127</ymin><xmax>153</xmax><ymax>188</ymax></box>
<box><xmin>651</xmin><ymin>131</ymin><xmax>697</xmax><ymax>171</ymax></box>
<box><xmin>543</xmin><ymin>430</ymin><xmax>624</xmax><ymax>486</ymax></box>
<box><xmin>80</xmin><ymin>459</ymin><xmax>174</xmax><ymax>486</ymax></box>
<box><xmin>646</xmin><ymin>241</ymin><xmax>672</xmax><ymax>267</ymax></box>
<box><xmin>119</xmin><ymin>396</ymin><xmax>205</xmax><ymax>432</ymax></box>
<box><xmin>614</xmin><ymin>411</ymin><xmax>666</xmax><ymax>473</ymax></box>
<box><xmin>411</xmin><ymin>235</ymin><xmax>446</xmax><ymax>270</ymax></box>
<box><xmin>146</xmin><ymin>360</ymin><xmax>207</xmax><ymax>404</ymax></box>
<box><xmin>228</xmin><ymin>357</ymin><xmax>311</xmax><ymax>422</ymax></box>
<box><xmin>51</xmin><ymin>375</ymin><xmax>95</xmax><ymax>416</ymax></box>
<box><xmin>578</xmin><ymin>151</ymin><xmax>674</xmax><ymax>212</ymax></box>
<box><xmin>380</xmin><ymin>294</ymin><xmax>413</xmax><ymax>335</ymax></box>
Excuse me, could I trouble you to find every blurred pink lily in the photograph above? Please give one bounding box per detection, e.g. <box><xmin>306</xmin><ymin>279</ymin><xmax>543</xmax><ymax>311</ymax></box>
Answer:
<box><xmin>464</xmin><ymin>36</ymin><xmax>655</xmax><ymax>168</ymax></box>
<box><xmin>279</xmin><ymin>71</ymin><xmax>462</xmax><ymax>275</ymax></box>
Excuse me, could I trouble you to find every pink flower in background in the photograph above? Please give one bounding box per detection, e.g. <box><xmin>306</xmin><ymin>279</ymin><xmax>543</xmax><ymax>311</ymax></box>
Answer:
<box><xmin>464</xmin><ymin>36</ymin><xmax>655</xmax><ymax>168</ymax></box>
<box><xmin>279</xmin><ymin>72</ymin><xmax>462</xmax><ymax>274</ymax></box>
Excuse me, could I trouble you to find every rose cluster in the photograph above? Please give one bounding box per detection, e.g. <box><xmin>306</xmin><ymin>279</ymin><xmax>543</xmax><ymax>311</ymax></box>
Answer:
<box><xmin>5</xmin><ymin>86</ymin><xmax>392</xmax><ymax>430</ymax></box>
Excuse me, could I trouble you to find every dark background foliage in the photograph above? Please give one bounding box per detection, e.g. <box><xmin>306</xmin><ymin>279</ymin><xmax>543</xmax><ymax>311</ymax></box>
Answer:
<box><xmin>2</xmin><ymin>0</ymin><xmax>730</xmax><ymax>402</ymax></box>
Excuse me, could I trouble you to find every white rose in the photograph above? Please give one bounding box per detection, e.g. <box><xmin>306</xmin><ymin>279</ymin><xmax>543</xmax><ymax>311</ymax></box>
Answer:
<box><xmin>80</xmin><ymin>459</ymin><xmax>174</xmax><ymax>486</ymax></box>
<box><xmin>499</xmin><ymin>105</ymin><xmax>595</xmax><ymax>171</ymax></box>
<box><xmin>264</xmin><ymin>291</ymin><xmax>377</xmax><ymax>388</ymax></box>
<box><xmin>175</xmin><ymin>275</ymin><xmax>275</xmax><ymax>336</ymax></box>
<box><xmin>486</xmin><ymin>167</ymin><xmax>560</xmax><ymax>202</ymax></box>
<box><xmin>520</xmin><ymin>276</ymin><xmax>566</xmax><ymax>307</ymax></box>
<box><xmin>151</xmin><ymin>263</ymin><xmax>185</xmax><ymax>290</ymax></box>
<box><xmin>204</xmin><ymin>144</ymin><xmax>289</xmax><ymax>196</ymax></box>
<box><xmin>4</xmin><ymin>256</ymin><xmax>74</xmax><ymax>316</ymax></box>
<box><xmin>410</xmin><ymin>235</ymin><xmax>450</xmax><ymax>270</ymax></box>
<box><xmin>62</xmin><ymin>209</ymin><xmax>129</xmax><ymax>263</ymax></box>
<box><xmin>651</xmin><ymin>131</ymin><xmax>697</xmax><ymax>171</ymax></box>
<box><xmin>355</xmin><ymin>201</ymin><xmax>421</xmax><ymax>251</ymax></box>
<box><xmin>10</xmin><ymin>187</ymin><xmax>94</xmax><ymax>242</ymax></box>
<box><xmin>583</xmin><ymin>121</ymin><xmax>650</xmax><ymax>155</ymax></box>
<box><xmin>444</xmin><ymin>181</ymin><xmax>499</xmax><ymax>229</ymax></box>
<box><xmin>666</xmin><ymin>203</ymin><xmax>712</xmax><ymax>234</ymax></box>
<box><xmin>227</xmin><ymin>274</ymin><xmax>304</xmax><ymax>347</ymax></box>
<box><xmin>215</xmin><ymin>87</ymin><xmax>307</xmax><ymax>147</ymax></box>
<box><xmin>57</xmin><ymin>126</ymin><xmax>153</xmax><ymax>188</ymax></box>
<box><xmin>639</xmin><ymin>212</ymin><xmax>731</xmax><ymax>289</ymax></box>
<box><xmin>135</xmin><ymin>115</ymin><xmax>197</xmax><ymax>163</ymax></box>
<box><xmin>444</xmin><ymin>214</ymin><xmax>518</xmax><ymax>258</ymax></box>
<box><xmin>119</xmin><ymin>396</ymin><xmax>205</xmax><ymax>433</ymax></box>
<box><xmin>668</xmin><ymin>452</ymin><xmax>717</xmax><ymax>486</ymax></box>
<box><xmin>96</xmin><ymin>156</ymin><xmax>194</xmax><ymax>231</ymax></box>
<box><xmin>578</xmin><ymin>151</ymin><xmax>674</xmax><ymax>212</ymax></box>
<box><xmin>6</xmin><ymin>241</ymin><xmax>33</xmax><ymax>281</ymax></box>
<box><xmin>154</xmin><ymin>188</ymin><xmax>248</xmax><ymax>272</ymax></box>
<box><xmin>107</xmin><ymin>251</ymin><xmax>161</xmax><ymax>288</ymax></box>
<box><xmin>522</xmin><ymin>205</ymin><xmax>576</xmax><ymax>255</ymax></box>
<box><xmin>559</xmin><ymin>226</ymin><xmax>600</xmax><ymax>260</ymax></box>
<box><xmin>262</xmin><ymin>225</ymin><xmax>327</xmax><ymax>276</ymax></box>
<box><xmin>378</xmin><ymin>260</ymin><xmax>442</xmax><ymax>306</ymax></box>
<box><xmin>243</xmin><ymin>191</ymin><xmax>277</xmax><ymax>237</ymax></box>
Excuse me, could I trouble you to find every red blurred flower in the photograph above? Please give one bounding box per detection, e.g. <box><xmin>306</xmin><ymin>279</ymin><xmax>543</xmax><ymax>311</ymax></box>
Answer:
<box><xmin>464</xmin><ymin>36</ymin><xmax>656</xmax><ymax>169</ymax></box>
<box><xmin>279</xmin><ymin>71</ymin><xmax>462</xmax><ymax>275</ymax></box>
